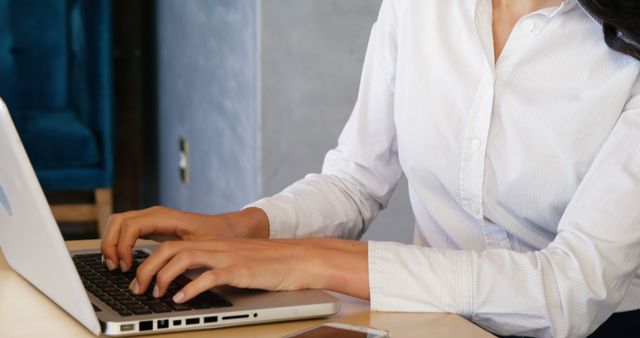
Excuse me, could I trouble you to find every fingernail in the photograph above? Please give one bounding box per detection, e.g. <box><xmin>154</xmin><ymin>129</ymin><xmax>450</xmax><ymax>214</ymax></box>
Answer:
<box><xmin>153</xmin><ymin>285</ymin><xmax>160</xmax><ymax>298</ymax></box>
<box><xmin>120</xmin><ymin>260</ymin><xmax>127</xmax><ymax>272</ymax></box>
<box><xmin>105</xmin><ymin>259</ymin><xmax>116</xmax><ymax>271</ymax></box>
<box><xmin>129</xmin><ymin>279</ymin><xmax>140</xmax><ymax>294</ymax></box>
<box><xmin>173</xmin><ymin>291</ymin><xmax>184</xmax><ymax>303</ymax></box>
<box><xmin>101</xmin><ymin>255</ymin><xmax>105</xmax><ymax>263</ymax></box>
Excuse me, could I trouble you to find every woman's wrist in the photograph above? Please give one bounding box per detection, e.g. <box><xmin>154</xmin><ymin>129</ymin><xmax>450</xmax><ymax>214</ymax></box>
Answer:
<box><xmin>301</xmin><ymin>239</ymin><xmax>371</xmax><ymax>299</ymax></box>
<box><xmin>215</xmin><ymin>207</ymin><xmax>270</xmax><ymax>239</ymax></box>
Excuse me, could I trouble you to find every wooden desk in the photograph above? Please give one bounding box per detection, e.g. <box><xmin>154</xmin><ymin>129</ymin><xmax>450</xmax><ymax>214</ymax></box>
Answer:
<box><xmin>0</xmin><ymin>240</ymin><xmax>495</xmax><ymax>338</ymax></box>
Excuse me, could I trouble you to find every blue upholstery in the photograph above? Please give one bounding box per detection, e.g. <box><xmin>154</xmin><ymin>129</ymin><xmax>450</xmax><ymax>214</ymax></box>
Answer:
<box><xmin>16</xmin><ymin>110</ymin><xmax>100</xmax><ymax>169</ymax></box>
<box><xmin>0</xmin><ymin>0</ymin><xmax>113</xmax><ymax>191</ymax></box>
<box><xmin>0</xmin><ymin>1</ymin><xmax>69</xmax><ymax>111</ymax></box>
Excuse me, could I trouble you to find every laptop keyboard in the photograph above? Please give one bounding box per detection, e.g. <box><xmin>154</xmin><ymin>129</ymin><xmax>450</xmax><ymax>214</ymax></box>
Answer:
<box><xmin>73</xmin><ymin>251</ymin><xmax>233</xmax><ymax>317</ymax></box>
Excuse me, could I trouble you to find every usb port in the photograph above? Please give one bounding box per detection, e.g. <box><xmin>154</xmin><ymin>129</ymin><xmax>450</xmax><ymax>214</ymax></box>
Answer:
<box><xmin>185</xmin><ymin>318</ymin><xmax>200</xmax><ymax>325</ymax></box>
<box><xmin>157</xmin><ymin>319</ymin><xmax>169</xmax><ymax>329</ymax></box>
<box><xmin>139</xmin><ymin>321</ymin><xmax>153</xmax><ymax>331</ymax></box>
<box><xmin>204</xmin><ymin>316</ymin><xmax>218</xmax><ymax>323</ymax></box>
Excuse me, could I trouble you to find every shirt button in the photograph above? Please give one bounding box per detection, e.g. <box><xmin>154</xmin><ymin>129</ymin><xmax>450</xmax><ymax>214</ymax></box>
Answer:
<box><xmin>471</xmin><ymin>139</ymin><xmax>482</xmax><ymax>151</ymax></box>
<box><xmin>524</xmin><ymin>20</ymin><xmax>535</xmax><ymax>31</ymax></box>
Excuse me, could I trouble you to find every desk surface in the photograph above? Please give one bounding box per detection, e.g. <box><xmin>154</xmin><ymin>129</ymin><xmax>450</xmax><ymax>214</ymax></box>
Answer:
<box><xmin>0</xmin><ymin>240</ymin><xmax>495</xmax><ymax>338</ymax></box>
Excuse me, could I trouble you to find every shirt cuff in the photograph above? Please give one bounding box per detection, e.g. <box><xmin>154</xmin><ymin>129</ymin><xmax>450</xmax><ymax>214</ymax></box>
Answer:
<box><xmin>243</xmin><ymin>198</ymin><xmax>292</xmax><ymax>239</ymax></box>
<box><xmin>368</xmin><ymin>240</ymin><xmax>473</xmax><ymax>317</ymax></box>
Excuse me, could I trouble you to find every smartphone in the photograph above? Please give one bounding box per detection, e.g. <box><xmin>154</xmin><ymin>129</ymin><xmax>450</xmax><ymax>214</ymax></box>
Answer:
<box><xmin>283</xmin><ymin>322</ymin><xmax>390</xmax><ymax>338</ymax></box>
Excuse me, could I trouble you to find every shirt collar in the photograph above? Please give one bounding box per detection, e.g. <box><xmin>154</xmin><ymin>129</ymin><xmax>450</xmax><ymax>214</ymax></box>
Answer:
<box><xmin>539</xmin><ymin>0</ymin><xmax>578</xmax><ymax>18</ymax></box>
<box><xmin>554</xmin><ymin>0</ymin><xmax>578</xmax><ymax>16</ymax></box>
<box><xmin>472</xmin><ymin>0</ymin><xmax>580</xmax><ymax>18</ymax></box>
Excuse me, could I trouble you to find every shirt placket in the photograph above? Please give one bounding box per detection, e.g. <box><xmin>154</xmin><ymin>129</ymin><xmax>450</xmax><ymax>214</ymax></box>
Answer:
<box><xmin>459</xmin><ymin>72</ymin><xmax>511</xmax><ymax>250</ymax></box>
<box><xmin>459</xmin><ymin>0</ymin><xmax>511</xmax><ymax>250</ymax></box>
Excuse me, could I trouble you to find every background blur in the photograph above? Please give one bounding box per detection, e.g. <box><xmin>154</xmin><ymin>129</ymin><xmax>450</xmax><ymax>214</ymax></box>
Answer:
<box><xmin>1</xmin><ymin>0</ymin><xmax>413</xmax><ymax>243</ymax></box>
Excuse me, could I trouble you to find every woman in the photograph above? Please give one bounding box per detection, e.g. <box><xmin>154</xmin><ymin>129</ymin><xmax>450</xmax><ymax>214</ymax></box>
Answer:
<box><xmin>101</xmin><ymin>1</ymin><xmax>640</xmax><ymax>337</ymax></box>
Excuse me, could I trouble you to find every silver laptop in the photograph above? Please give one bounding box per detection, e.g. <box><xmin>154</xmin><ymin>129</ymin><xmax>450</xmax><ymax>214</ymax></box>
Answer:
<box><xmin>0</xmin><ymin>99</ymin><xmax>339</xmax><ymax>336</ymax></box>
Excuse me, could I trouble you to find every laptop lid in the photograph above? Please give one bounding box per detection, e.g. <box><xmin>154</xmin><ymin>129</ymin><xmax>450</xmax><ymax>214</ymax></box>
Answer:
<box><xmin>0</xmin><ymin>99</ymin><xmax>101</xmax><ymax>335</ymax></box>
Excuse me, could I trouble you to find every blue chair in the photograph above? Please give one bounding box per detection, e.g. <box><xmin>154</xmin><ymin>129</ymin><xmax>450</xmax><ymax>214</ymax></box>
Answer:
<box><xmin>0</xmin><ymin>0</ymin><xmax>113</xmax><ymax>236</ymax></box>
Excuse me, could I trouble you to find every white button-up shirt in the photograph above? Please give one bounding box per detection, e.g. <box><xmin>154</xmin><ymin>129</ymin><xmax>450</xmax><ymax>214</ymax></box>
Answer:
<box><xmin>248</xmin><ymin>0</ymin><xmax>640</xmax><ymax>337</ymax></box>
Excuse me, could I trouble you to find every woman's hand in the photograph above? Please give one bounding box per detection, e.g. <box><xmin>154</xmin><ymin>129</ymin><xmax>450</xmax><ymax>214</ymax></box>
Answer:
<box><xmin>129</xmin><ymin>238</ymin><xmax>370</xmax><ymax>302</ymax></box>
<box><xmin>100</xmin><ymin>206</ymin><xmax>269</xmax><ymax>272</ymax></box>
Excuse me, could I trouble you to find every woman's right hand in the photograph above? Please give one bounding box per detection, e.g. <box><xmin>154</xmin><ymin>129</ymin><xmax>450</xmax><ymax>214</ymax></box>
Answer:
<box><xmin>100</xmin><ymin>206</ymin><xmax>269</xmax><ymax>272</ymax></box>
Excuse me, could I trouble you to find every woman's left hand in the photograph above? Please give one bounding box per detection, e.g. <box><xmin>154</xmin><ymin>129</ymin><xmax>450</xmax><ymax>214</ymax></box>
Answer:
<box><xmin>129</xmin><ymin>238</ymin><xmax>370</xmax><ymax>303</ymax></box>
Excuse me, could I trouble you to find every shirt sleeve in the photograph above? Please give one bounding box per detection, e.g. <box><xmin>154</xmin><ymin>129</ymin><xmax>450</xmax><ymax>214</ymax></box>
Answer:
<box><xmin>245</xmin><ymin>0</ymin><xmax>401</xmax><ymax>240</ymax></box>
<box><xmin>369</xmin><ymin>79</ymin><xmax>640</xmax><ymax>338</ymax></box>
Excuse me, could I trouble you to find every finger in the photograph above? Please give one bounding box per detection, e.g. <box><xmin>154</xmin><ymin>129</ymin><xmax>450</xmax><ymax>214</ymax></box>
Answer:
<box><xmin>153</xmin><ymin>250</ymin><xmax>215</xmax><ymax>297</ymax></box>
<box><xmin>131</xmin><ymin>240</ymin><xmax>184</xmax><ymax>294</ymax></box>
<box><xmin>100</xmin><ymin>209</ymin><xmax>146</xmax><ymax>270</ymax></box>
<box><xmin>173</xmin><ymin>269</ymin><xmax>235</xmax><ymax>304</ymax></box>
<box><xmin>116</xmin><ymin>215</ymin><xmax>161</xmax><ymax>272</ymax></box>
<box><xmin>115</xmin><ymin>207</ymin><xmax>190</xmax><ymax>271</ymax></box>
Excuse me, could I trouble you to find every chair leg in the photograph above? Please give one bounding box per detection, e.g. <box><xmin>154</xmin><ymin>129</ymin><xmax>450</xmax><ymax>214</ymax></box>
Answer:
<box><xmin>95</xmin><ymin>188</ymin><xmax>113</xmax><ymax>238</ymax></box>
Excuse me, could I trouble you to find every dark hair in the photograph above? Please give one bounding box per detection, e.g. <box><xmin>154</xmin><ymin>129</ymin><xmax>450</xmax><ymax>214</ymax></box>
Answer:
<box><xmin>578</xmin><ymin>0</ymin><xmax>640</xmax><ymax>61</ymax></box>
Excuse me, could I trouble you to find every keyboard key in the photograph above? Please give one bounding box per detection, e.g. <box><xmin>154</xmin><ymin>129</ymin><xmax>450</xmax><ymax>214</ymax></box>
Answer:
<box><xmin>74</xmin><ymin>253</ymin><xmax>102</xmax><ymax>262</ymax></box>
<box><xmin>113</xmin><ymin>294</ymin><xmax>133</xmax><ymax>302</ymax></box>
<box><xmin>94</xmin><ymin>267</ymin><xmax>110</xmax><ymax>275</ymax></box>
<box><xmin>166</xmin><ymin>302</ymin><xmax>192</xmax><ymax>311</ymax></box>
<box><xmin>104</xmin><ymin>287</ymin><xmax>120</xmax><ymax>294</ymax></box>
<box><xmin>111</xmin><ymin>305</ymin><xmax>128</xmax><ymax>313</ymax></box>
<box><xmin>117</xmin><ymin>309</ymin><xmax>133</xmax><ymax>316</ymax></box>
<box><xmin>133</xmin><ymin>250</ymin><xmax>149</xmax><ymax>259</ymax></box>
<box><xmin>94</xmin><ymin>281</ymin><xmax>111</xmax><ymax>288</ymax></box>
<box><xmin>76</xmin><ymin>266</ymin><xmax>91</xmax><ymax>273</ymax></box>
<box><xmin>127</xmin><ymin>304</ymin><xmax>149</xmax><ymax>311</ymax></box>
<box><xmin>149</xmin><ymin>304</ymin><xmax>172</xmax><ymax>313</ymax></box>
<box><xmin>131</xmin><ymin>308</ymin><xmax>153</xmax><ymax>315</ymax></box>
<box><xmin>95</xmin><ymin>292</ymin><xmax>110</xmax><ymax>301</ymax></box>
<box><xmin>114</xmin><ymin>281</ymin><xmax>131</xmax><ymax>289</ymax></box>
<box><xmin>119</xmin><ymin>299</ymin><xmax>140</xmax><ymax>306</ymax></box>
<box><xmin>133</xmin><ymin>294</ymin><xmax>155</xmax><ymax>303</ymax></box>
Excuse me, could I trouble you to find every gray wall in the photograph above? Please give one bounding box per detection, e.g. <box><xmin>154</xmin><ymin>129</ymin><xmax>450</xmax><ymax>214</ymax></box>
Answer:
<box><xmin>156</xmin><ymin>0</ymin><xmax>260</xmax><ymax>213</ymax></box>
<box><xmin>260</xmin><ymin>0</ymin><xmax>413</xmax><ymax>243</ymax></box>
<box><xmin>156</xmin><ymin>0</ymin><xmax>413</xmax><ymax>243</ymax></box>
